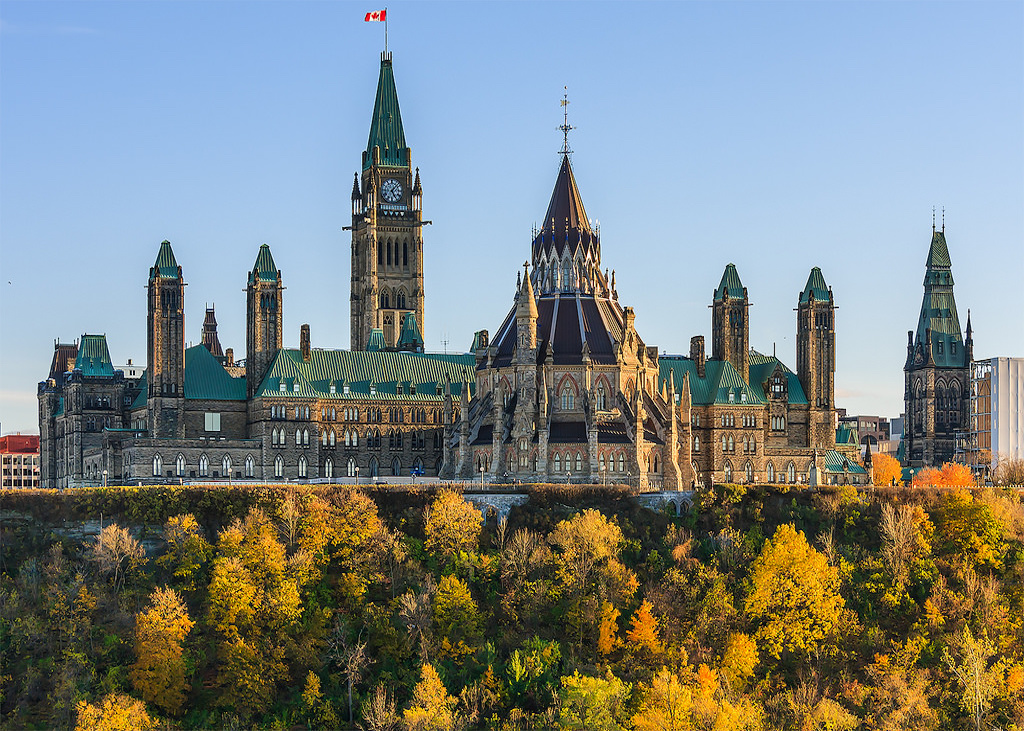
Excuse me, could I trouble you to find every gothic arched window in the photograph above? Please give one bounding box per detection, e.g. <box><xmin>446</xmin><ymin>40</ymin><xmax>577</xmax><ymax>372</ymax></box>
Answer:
<box><xmin>745</xmin><ymin>461</ymin><xmax>754</xmax><ymax>483</ymax></box>
<box><xmin>575</xmin><ymin>452</ymin><xmax>583</xmax><ymax>472</ymax></box>
<box><xmin>561</xmin><ymin>386</ymin><xmax>575</xmax><ymax>411</ymax></box>
<box><xmin>324</xmin><ymin>458</ymin><xmax>333</xmax><ymax>479</ymax></box>
<box><xmin>553</xmin><ymin>453</ymin><xmax>561</xmax><ymax>472</ymax></box>
<box><xmin>175</xmin><ymin>454</ymin><xmax>186</xmax><ymax>477</ymax></box>
<box><xmin>222</xmin><ymin>455</ymin><xmax>231</xmax><ymax>476</ymax></box>
<box><xmin>153</xmin><ymin>455</ymin><xmax>162</xmax><ymax>477</ymax></box>
<box><xmin>298</xmin><ymin>456</ymin><xmax>307</xmax><ymax>478</ymax></box>
<box><xmin>787</xmin><ymin>461</ymin><xmax>796</xmax><ymax>483</ymax></box>
<box><xmin>596</xmin><ymin>384</ymin><xmax>607</xmax><ymax>411</ymax></box>
<box><xmin>275</xmin><ymin>455</ymin><xmax>284</xmax><ymax>478</ymax></box>
<box><xmin>199</xmin><ymin>454</ymin><xmax>209</xmax><ymax>477</ymax></box>
<box><xmin>403</xmin><ymin>241</ymin><xmax>408</xmax><ymax>267</ymax></box>
<box><xmin>618</xmin><ymin>453</ymin><xmax>625</xmax><ymax>472</ymax></box>
<box><xmin>694</xmin><ymin>435</ymin><xmax>700</xmax><ymax>452</ymax></box>
<box><xmin>391</xmin><ymin>457</ymin><xmax>401</xmax><ymax>476</ymax></box>
<box><xmin>766</xmin><ymin>462</ymin><xmax>775</xmax><ymax>482</ymax></box>
<box><xmin>347</xmin><ymin>458</ymin><xmax>357</xmax><ymax>477</ymax></box>
<box><xmin>723</xmin><ymin>461</ymin><xmax>733</xmax><ymax>482</ymax></box>
<box><xmin>245</xmin><ymin>455</ymin><xmax>254</xmax><ymax>478</ymax></box>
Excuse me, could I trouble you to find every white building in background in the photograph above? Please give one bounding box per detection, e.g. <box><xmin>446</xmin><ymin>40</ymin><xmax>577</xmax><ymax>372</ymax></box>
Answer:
<box><xmin>961</xmin><ymin>357</ymin><xmax>1024</xmax><ymax>478</ymax></box>
<box><xmin>990</xmin><ymin>357</ymin><xmax>1023</xmax><ymax>462</ymax></box>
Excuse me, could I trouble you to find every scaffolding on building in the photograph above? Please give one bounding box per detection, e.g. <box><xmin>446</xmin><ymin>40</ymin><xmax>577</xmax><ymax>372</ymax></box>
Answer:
<box><xmin>956</xmin><ymin>360</ymin><xmax>992</xmax><ymax>481</ymax></box>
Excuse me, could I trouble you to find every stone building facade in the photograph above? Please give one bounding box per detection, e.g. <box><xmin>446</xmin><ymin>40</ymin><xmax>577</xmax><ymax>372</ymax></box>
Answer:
<box><xmin>444</xmin><ymin>152</ymin><xmax>864</xmax><ymax>488</ymax></box>
<box><xmin>903</xmin><ymin>226</ymin><xmax>972</xmax><ymax>468</ymax></box>
<box><xmin>38</xmin><ymin>50</ymin><xmax>865</xmax><ymax>488</ymax></box>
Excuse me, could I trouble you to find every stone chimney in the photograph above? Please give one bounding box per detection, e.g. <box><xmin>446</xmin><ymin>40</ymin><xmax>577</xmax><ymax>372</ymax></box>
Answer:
<box><xmin>690</xmin><ymin>336</ymin><xmax>706</xmax><ymax>378</ymax></box>
<box><xmin>300</xmin><ymin>324</ymin><xmax>311</xmax><ymax>362</ymax></box>
<box><xmin>225</xmin><ymin>348</ymin><xmax>234</xmax><ymax>366</ymax></box>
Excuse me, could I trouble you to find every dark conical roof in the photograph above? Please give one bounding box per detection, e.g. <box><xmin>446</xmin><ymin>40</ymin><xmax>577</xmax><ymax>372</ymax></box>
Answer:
<box><xmin>800</xmin><ymin>267</ymin><xmax>830</xmax><ymax>303</ymax></box>
<box><xmin>531</xmin><ymin>154</ymin><xmax>599</xmax><ymax>261</ymax></box>
<box><xmin>926</xmin><ymin>229</ymin><xmax>952</xmax><ymax>269</ymax></box>
<box><xmin>364</xmin><ymin>53</ymin><xmax>407</xmax><ymax>170</ymax></box>
<box><xmin>913</xmin><ymin>228</ymin><xmax>965</xmax><ymax>368</ymax></box>
<box><xmin>152</xmin><ymin>240</ymin><xmax>180</xmax><ymax>279</ymax></box>
<box><xmin>397</xmin><ymin>313</ymin><xmax>425</xmax><ymax>352</ymax></box>
<box><xmin>714</xmin><ymin>263</ymin><xmax>745</xmax><ymax>301</ymax></box>
<box><xmin>201</xmin><ymin>306</ymin><xmax>224</xmax><ymax>358</ymax></box>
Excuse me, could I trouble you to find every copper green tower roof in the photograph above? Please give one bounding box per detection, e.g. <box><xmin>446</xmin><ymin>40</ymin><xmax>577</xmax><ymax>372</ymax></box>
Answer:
<box><xmin>800</xmin><ymin>267</ymin><xmax>831</xmax><ymax>303</ymax></box>
<box><xmin>249</xmin><ymin>243</ymin><xmax>279</xmax><ymax>284</ymax></box>
<box><xmin>912</xmin><ymin>228</ymin><xmax>966</xmax><ymax>368</ymax></box>
<box><xmin>151</xmin><ymin>240</ymin><xmax>180</xmax><ymax>279</ymax></box>
<box><xmin>74</xmin><ymin>334</ymin><xmax>115</xmax><ymax>377</ymax></box>
<box><xmin>714</xmin><ymin>263</ymin><xmax>745</xmax><ymax>301</ymax></box>
<box><xmin>363</xmin><ymin>52</ymin><xmax>407</xmax><ymax>170</ymax></box>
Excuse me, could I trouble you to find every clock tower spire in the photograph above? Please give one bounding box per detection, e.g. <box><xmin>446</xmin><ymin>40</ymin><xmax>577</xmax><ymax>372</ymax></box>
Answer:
<box><xmin>350</xmin><ymin>52</ymin><xmax>425</xmax><ymax>350</ymax></box>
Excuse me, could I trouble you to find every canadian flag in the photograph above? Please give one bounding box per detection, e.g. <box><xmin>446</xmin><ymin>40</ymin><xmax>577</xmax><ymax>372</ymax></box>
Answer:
<box><xmin>365</xmin><ymin>9</ymin><xmax>386</xmax><ymax>22</ymax></box>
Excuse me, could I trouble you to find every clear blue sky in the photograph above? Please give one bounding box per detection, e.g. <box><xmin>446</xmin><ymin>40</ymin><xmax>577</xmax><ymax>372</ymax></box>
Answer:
<box><xmin>1</xmin><ymin>1</ymin><xmax>1021</xmax><ymax>435</ymax></box>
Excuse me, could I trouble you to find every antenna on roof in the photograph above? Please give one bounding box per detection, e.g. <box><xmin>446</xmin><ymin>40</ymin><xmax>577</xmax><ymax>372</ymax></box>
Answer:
<box><xmin>559</xmin><ymin>87</ymin><xmax>574</xmax><ymax>156</ymax></box>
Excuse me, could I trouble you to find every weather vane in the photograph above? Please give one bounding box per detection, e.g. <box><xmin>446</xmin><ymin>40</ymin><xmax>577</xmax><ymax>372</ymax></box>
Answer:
<box><xmin>559</xmin><ymin>87</ymin><xmax>574</xmax><ymax>156</ymax></box>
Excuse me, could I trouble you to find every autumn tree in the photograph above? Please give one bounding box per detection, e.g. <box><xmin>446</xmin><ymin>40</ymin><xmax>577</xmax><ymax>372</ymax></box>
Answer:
<box><xmin>74</xmin><ymin>693</ymin><xmax>155</xmax><ymax>731</ymax></box>
<box><xmin>157</xmin><ymin>514</ymin><xmax>212</xmax><ymax>591</ymax></box>
<box><xmin>130</xmin><ymin>586</ymin><xmax>193</xmax><ymax>715</ymax></box>
<box><xmin>403</xmin><ymin>663</ymin><xmax>458</xmax><ymax>731</ymax></box>
<box><xmin>361</xmin><ymin>683</ymin><xmax>399</xmax><ymax>731</ymax></box>
<box><xmin>872</xmin><ymin>453</ymin><xmax>903</xmax><ymax>486</ymax></box>
<box><xmin>433</xmin><ymin>574</ymin><xmax>481</xmax><ymax>662</ymax></box>
<box><xmin>879</xmin><ymin>503</ymin><xmax>933</xmax><ymax>586</ymax></box>
<box><xmin>932</xmin><ymin>489</ymin><xmax>1005</xmax><ymax>568</ymax></box>
<box><xmin>328</xmin><ymin>621</ymin><xmax>369</xmax><ymax>727</ymax></box>
<box><xmin>913</xmin><ymin>461</ymin><xmax>975</xmax><ymax>487</ymax></box>
<box><xmin>597</xmin><ymin>602</ymin><xmax>620</xmax><ymax>657</ymax></box>
<box><xmin>745</xmin><ymin>524</ymin><xmax>845</xmax><ymax>660</ymax></box>
<box><xmin>943</xmin><ymin>626</ymin><xmax>1004</xmax><ymax>731</ymax></box>
<box><xmin>992</xmin><ymin>456</ymin><xmax>1024</xmax><ymax>486</ymax></box>
<box><xmin>90</xmin><ymin>524</ymin><xmax>146</xmax><ymax>594</ymax></box>
<box><xmin>721</xmin><ymin>632</ymin><xmax>759</xmax><ymax>694</ymax></box>
<box><xmin>558</xmin><ymin>670</ymin><xmax>631</xmax><ymax>731</ymax></box>
<box><xmin>206</xmin><ymin>508</ymin><xmax>301</xmax><ymax>719</ymax></box>
<box><xmin>630</xmin><ymin>667</ymin><xmax>764</xmax><ymax>731</ymax></box>
<box><xmin>424</xmin><ymin>490</ymin><xmax>481</xmax><ymax>561</ymax></box>
<box><xmin>625</xmin><ymin>599</ymin><xmax>661</xmax><ymax>655</ymax></box>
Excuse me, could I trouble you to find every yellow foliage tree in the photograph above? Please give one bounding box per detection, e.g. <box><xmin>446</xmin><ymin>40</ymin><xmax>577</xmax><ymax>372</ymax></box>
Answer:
<box><xmin>424</xmin><ymin>490</ymin><xmax>481</xmax><ymax>561</ymax></box>
<box><xmin>157</xmin><ymin>514</ymin><xmax>212</xmax><ymax>591</ymax></box>
<box><xmin>872</xmin><ymin>453</ymin><xmax>903</xmax><ymax>487</ymax></box>
<box><xmin>625</xmin><ymin>599</ymin><xmax>661</xmax><ymax>655</ymax></box>
<box><xmin>597</xmin><ymin>602</ymin><xmax>620</xmax><ymax>657</ymax></box>
<box><xmin>630</xmin><ymin>667</ymin><xmax>764</xmax><ymax>731</ymax></box>
<box><xmin>721</xmin><ymin>632</ymin><xmax>759</xmax><ymax>693</ymax></box>
<box><xmin>913</xmin><ymin>461</ymin><xmax>975</xmax><ymax>488</ymax></box>
<box><xmin>130</xmin><ymin>586</ymin><xmax>194</xmax><ymax>715</ymax></box>
<box><xmin>403</xmin><ymin>663</ymin><xmax>457</xmax><ymax>731</ymax></box>
<box><xmin>433</xmin><ymin>574</ymin><xmax>481</xmax><ymax>662</ymax></box>
<box><xmin>745</xmin><ymin>524</ymin><xmax>845</xmax><ymax>660</ymax></box>
<box><xmin>74</xmin><ymin>693</ymin><xmax>155</xmax><ymax>731</ymax></box>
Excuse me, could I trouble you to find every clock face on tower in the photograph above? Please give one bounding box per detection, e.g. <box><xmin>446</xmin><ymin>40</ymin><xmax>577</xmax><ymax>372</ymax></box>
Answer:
<box><xmin>381</xmin><ymin>178</ymin><xmax>403</xmax><ymax>203</ymax></box>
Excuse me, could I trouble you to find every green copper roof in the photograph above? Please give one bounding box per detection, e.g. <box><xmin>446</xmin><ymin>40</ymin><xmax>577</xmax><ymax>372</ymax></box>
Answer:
<box><xmin>747</xmin><ymin>351</ymin><xmax>809</xmax><ymax>405</ymax></box>
<box><xmin>249</xmin><ymin>244</ymin><xmax>279</xmax><ymax>284</ymax></box>
<box><xmin>912</xmin><ymin>229</ymin><xmax>966</xmax><ymax>369</ymax></box>
<box><xmin>714</xmin><ymin>264</ymin><xmax>745</xmax><ymax>301</ymax></box>
<box><xmin>660</xmin><ymin>357</ymin><xmax>762</xmax><ymax>406</ymax></box>
<box><xmin>256</xmin><ymin>349</ymin><xmax>475</xmax><ymax>401</ymax></box>
<box><xmin>821</xmin><ymin>449</ymin><xmax>867</xmax><ymax>475</ymax></box>
<box><xmin>151</xmin><ymin>240</ymin><xmax>180</xmax><ymax>279</ymax></box>
<box><xmin>799</xmin><ymin>267</ymin><xmax>830</xmax><ymax>303</ymax></box>
<box><xmin>366</xmin><ymin>329</ymin><xmax>387</xmax><ymax>352</ymax></box>
<box><xmin>926</xmin><ymin>229</ymin><xmax>952</xmax><ymax>269</ymax></box>
<box><xmin>364</xmin><ymin>53</ymin><xmax>408</xmax><ymax>170</ymax></box>
<box><xmin>184</xmin><ymin>345</ymin><xmax>246</xmax><ymax>401</ymax></box>
<box><xmin>130</xmin><ymin>371</ymin><xmax>148</xmax><ymax>411</ymax></box>
<box><xmin>74</xmin><ymin>334</ymin><xmax>115</xmax><ymax>377</ymax></box>
<box><xmin>835</xmin><ymin>426</ymin><xmax>859</xmax><ymax>445</ymax></box>
<box><xmin>398</xmin><ymin>313</ymin><xmax>424</xmax><ymax>351</ymax></box>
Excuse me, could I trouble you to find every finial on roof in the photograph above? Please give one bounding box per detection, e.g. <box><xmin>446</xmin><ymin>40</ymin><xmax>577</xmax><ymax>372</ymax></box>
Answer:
<box><xmin>942</xmin><ymin>206</ymin><xmax>945</xmax><ymax>233</ymax></box>
<box><xmin>559</xmin><ymin>87</ymin><xmax>574</xmax><ymax>156</ymax></box>
<box><xmin>932</xmin><ymin>206</ymin><xmax>936</xmax><ymax>233</ymax></box>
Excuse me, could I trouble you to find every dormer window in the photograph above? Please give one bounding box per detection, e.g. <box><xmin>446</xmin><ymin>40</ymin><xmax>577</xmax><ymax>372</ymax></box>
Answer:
<box><xmin>293</xmin><ymin>383</ymin><xmax>300</xmax><ymax>392</ymax></box>
<box><xmin>370</xmin><ymin>383</ymin><xmax>377</xmax><ymax>395</ymax></box>
<box><xmin>330</xmin><ymin>384</ymin><xmax>337</xmax><ymax>394</ymax></box>
<box><xmin>279</xmin><ymin>382</ymin><xmax>287</xmax><ymax>392</ymax></box>
<box><xmin>410</xmin><ymin>384</ymin><xmax>416</xmax><ymax>395</ymax></box>
<box><xmin>740</xmin><ymin>392</ymin><xmax>747</xmax><ymax>403</ymax></box>
<box><xmin>344</xmin><ymin>383</ymin><xmax>351</xmax><ymax>394</ymax></box>
<box><xmin>728</xmin><ymin>391</ymin><xmax>735</xmax><ymax>404</ymax></box>
<box><xmin>397</xmin><ymin>383</ymin><xmax>404</xmax><ymax>395</ymax></box>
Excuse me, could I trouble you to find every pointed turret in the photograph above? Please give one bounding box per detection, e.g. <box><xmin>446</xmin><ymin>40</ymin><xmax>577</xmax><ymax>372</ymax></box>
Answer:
<box><xmin>711</xmin><ymin>263</ymin><xmax>750</xmax><ymax>382</ymax></box>
<box><xmin>151</xmin><ymin>240</ymin><xmax>181</xmax><ymax>280</ymax></box>
<box><xmin>363</xmin><ymin>53</ymin><xmax>408</xmax><ymax>170</ymax></box>
<box><xmin>351</xmin><ymin>173</ymin><xmax>361</xmax><ymax>201</ymax></box>
<box><xmin>797</xmin><ymin>266</ymin><xmax>835</xmax><ymax>416</ymax></box>
<box><xmin>246</xmin><ymin>243</ymin><xmax>283</xmax><ymax>398</ymax></box>
<box><xmin>800</xmin><ymin>267</ymin><xmax>831</xmax><ymax>304</ymax></box>
<box><xmin>530</xmin><ymin>154</ymin><xmax>601</xmax><ymax>290</ymax></box>
<box><xmin>397</xmin><ymin>313</ymin><xmax>425</xmax><ymax>353</ymax></box>
<box><xmin>201</xmin><ymin>306</ymin><xmax>224</xmax><ymax>358</ymax></box>
<box><xmin>913</xmin><ymin>229</ymin><xmax>966</xmax><ymax>368</ymax></box>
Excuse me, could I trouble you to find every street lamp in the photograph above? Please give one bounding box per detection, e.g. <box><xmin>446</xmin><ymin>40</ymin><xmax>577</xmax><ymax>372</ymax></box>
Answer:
<box><xmin>599</xmin><ymin>462</ymin><xmax>605</xmax><ymax>487</ymax></box>
<box><xmin>355</xmin><ymin>465</ymin><xmax>360</xmax><ymax>486</ymax></box>
<box><xmin>102</xmin><ymin>469</ymin><xmax>107</xmax><ymax>488</ymax></box>
<box><xmin>567</xmin><ymin>471</ymin><xmax>571</xmax><ymax>485</ymax></box>
<box><xmin>480</xmin><ymin>464</ymin><xmax>485</xmax><ymax>489</ymax></box>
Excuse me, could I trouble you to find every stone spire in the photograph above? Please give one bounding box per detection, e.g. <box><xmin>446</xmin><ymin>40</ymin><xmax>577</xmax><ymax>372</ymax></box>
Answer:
<box><xmin>363</xmin><ymin>52</ymin><xmax>407</xmax><ymax>169</ymax></box>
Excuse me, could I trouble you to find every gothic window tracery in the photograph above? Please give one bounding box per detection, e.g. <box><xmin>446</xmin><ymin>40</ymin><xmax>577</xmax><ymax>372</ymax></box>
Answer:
<box><xmin>245</xmin><ymin>455</ymin><xmax>254</xmax><ymax>478</ymax></box>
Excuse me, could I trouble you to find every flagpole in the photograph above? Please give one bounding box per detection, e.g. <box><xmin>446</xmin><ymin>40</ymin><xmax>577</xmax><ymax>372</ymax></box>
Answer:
<box><xmin>385</xmin><ymin>7</ymin><xmax>388</xmax><ymax>55</ymax></box>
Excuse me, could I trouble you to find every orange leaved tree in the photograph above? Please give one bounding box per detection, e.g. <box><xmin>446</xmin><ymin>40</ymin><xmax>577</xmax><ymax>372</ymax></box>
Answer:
<box><xmin>872</xmin><ymin>453</ymin><xmax>903</xmax><ymax>486</ymax></box>
<box><xmin>912</xmin><ymin>462</ymin><xmax>975</xmax><ymax>488</ymax></box>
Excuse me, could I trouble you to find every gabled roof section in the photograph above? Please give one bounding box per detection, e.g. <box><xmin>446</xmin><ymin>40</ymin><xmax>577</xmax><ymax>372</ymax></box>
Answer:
<box><xmin>821</xmin><ymin>449</ymin><xmax>867</xmax><ymax>475</ymax></box>
<box><xmin>800</xmin><ymin>267</ymin><xmax>830</xmax><ymax>304</ymax></box>
<box><xmin>659</xmin><ymin>357</ymin><xmax>762</xmax><ymax>405</ymax></box>
<box><xmin>74</xmin><ymin>334</ymin><xmax>115</xmax><ymax>377</ymax></box>
<box><xmin>249</xmin><ymin>244</ymin><xmax>279</xmax><ymax>284</ymax></box>
<box><xmin>714</xmin><ymin>264</ymin><xmax>745</xmax><ymax>301</ymax></box>
<box><xmin>151</xmin><ymin>240</ymin><xmax>180</xmax><ymax>279</ymax></box>
<box><xmin>398</xmin><ymin>313</ymin><xmax>424</xmax><ymax>352</ymax></box>
<box><xmin>183</xmin><ymin>345</ymin><xmax>246</xmax><ymax>401</ymax></box>
<box><xmin>836</xmin><ymin>426</ymin><xmax>859</xmax><ymax>446</ymax></box>
<box><xmin>364</xmin><ymin>53</ymin><xmax>408</xmax><ymax>170</ymax></box>
<box><xmin>747</xmin><ymin>350</ymin><xmax>809</xmax><ymax>404</ymax></box>
<box><xmin>255</xmin><ymin>349</ymin><xmax>476</xmax><ymax>401</ymax></box>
